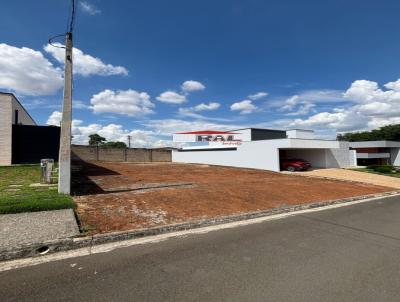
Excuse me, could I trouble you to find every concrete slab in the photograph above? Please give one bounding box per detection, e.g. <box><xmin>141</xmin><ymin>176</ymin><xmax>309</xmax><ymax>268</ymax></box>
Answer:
<box><xmin>0</xmin><ymin>210</ymin><xmax>79</xmax><ymax>250</ymax></box>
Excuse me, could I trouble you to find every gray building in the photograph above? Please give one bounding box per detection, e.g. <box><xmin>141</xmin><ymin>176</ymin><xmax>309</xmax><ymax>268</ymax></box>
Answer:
<box><xmin>0</xmin><ymin>92</ymin><xmax>36</xmax><ymax>165</ymax></box>
<box><xmin>349</xmin><ymin>141</ymin><xmax>400</xmax><ymax>166</ymax></box>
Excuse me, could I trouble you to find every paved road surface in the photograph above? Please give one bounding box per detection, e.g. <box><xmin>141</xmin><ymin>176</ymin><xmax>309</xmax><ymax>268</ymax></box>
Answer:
<box><xmin>2</xmin><ymin>195</ymin><xmax>400</xmax><ymax>301</ymax></box>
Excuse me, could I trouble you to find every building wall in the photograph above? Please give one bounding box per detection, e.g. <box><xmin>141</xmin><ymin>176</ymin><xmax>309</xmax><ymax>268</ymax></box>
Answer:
<box><xmin>0</xmin><ymin>94</ymin><xmax>12</xmax><ymax>165</ymax></box>
<box><xmin>173</xmin><ymin>140</ymin><xmax>287</xmax><ymax>172</ymax></box>
<box><xmin>325</xmin><ymin>141</ymin><xmax>355</xmax><ymax>168</ymax></box>
<box><xmin>173</xmin><ymin>139</ymin><xmax>352</xmax><ymax>172</ymax></box>
<box><xmin>11</xmin><ymin>95</ymin><xmax>35</xmax><ymax>125</ymax></box>
<box><xmin>390</xmin><ymin>148</ymin><xmax>400</xmax><ymax>165</ymax></box>
<box><xmin>251</xmin><ymin>129</ymin><xmax>287</xmax><ymax>141</ymax></box>
<box><xmin>286</xmin><ymin>129</ymin><xmax>315</xmax><ymax>139</ymax></box>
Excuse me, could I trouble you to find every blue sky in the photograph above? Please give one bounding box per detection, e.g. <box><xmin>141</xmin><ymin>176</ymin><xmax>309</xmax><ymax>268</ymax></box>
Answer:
<box><xmin>1</xmin><ymin>0</ymin><xmax>400</xmax><ymax>146</ymax></box>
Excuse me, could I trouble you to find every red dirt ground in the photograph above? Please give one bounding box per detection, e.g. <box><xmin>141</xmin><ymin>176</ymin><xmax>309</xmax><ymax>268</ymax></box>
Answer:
<box><xmin>73</xmin><ymin>162</ymin><xmax>392</xmax><ymax>234</ymax></box>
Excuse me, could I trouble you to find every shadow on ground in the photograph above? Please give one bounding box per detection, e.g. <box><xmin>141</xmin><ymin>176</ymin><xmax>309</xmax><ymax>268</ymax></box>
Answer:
<box><xmin>72</xmin><ymin>161</ymin><xmax>120</xmax><ymax>196</ymax></box>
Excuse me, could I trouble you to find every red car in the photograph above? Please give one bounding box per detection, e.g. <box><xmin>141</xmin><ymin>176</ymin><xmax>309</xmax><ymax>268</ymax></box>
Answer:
<box><xmin>281</xmin><ymin>158</ymin><xmax>311</xmax><ymax>172</ymax></box>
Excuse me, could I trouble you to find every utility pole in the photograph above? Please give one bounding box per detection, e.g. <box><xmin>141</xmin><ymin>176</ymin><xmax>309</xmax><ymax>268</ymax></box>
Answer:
<box><xmin>127</xmin><ymin>135</ymin><xmax>131</xmax><ymax>148</ymax></box>
<box><xmin>58</xmin><ymin>32</ymin><xmax>73</xmax><ymax>194</ymax></box>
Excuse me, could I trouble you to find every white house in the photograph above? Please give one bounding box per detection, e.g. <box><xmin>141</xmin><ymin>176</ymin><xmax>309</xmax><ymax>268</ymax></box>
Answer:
<box><xmin>0</xmin><ymin>92</ymin><xmax>36</xmax><ymax>165</ymax></box>
<box><xmin>172</xmin><ymin>128</ymin><xmax>356</xmax><ymax>172</ymax></box>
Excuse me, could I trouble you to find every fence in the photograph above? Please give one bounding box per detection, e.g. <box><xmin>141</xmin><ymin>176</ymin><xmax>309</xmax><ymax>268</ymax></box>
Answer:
<box><xmin>71</xmin><ymin>145</ymin><xmax>172</xmax><ymax>163</ymax></box>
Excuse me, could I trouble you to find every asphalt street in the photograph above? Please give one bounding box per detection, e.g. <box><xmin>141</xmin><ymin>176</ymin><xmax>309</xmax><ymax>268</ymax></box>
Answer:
<box><xmin>2</xmin><ymin>195</ymin><xmax>400</xmax><ymax>302</ymax></box>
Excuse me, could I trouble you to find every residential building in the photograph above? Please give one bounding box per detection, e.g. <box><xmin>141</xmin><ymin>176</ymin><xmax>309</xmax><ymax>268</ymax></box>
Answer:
<box><xmin>172</xmin><ymin>128</ymin><xmax>356</xmax><ymax>172</ymax></box>
<box><xmin>0</xmin><ymin>92</ymin><xmax>60</xmax><ymax>166</ymax></box>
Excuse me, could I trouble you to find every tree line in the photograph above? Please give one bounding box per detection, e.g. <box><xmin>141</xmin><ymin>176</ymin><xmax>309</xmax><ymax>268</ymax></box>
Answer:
<box><xmin>337</xmin><ymin>124</ymin><xmax>400</xmax><ymax>142</ymax></box>
<box><xmin>88</xmin><ymin>134</ymin><xmax>127</xmax><ymax>148</ymax></box>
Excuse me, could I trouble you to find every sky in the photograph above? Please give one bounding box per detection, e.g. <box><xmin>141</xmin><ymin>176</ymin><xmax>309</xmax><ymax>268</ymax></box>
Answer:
<box><xmin>1</xmin><ymin>0</ymin><xmax>400</xmax><ymax>147</ymax></box>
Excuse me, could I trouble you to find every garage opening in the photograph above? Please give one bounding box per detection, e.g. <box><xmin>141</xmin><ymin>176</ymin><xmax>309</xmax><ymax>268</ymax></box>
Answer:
<box><xmin>279</xmin><ymin>148</ymin><xmax>328</xmax><ymax>172</ymax></box>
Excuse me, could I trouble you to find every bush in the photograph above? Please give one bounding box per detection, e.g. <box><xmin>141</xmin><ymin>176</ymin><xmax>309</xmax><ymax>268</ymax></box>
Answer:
<box><xmin>375</xmin><ymin>166</ymin><xmax>394</xmax><ymax>174</ymax></box>
<box><xmin>366</xmin><ymin>164</ymin><xmax>393</xmax><ymax>172</ymax></box>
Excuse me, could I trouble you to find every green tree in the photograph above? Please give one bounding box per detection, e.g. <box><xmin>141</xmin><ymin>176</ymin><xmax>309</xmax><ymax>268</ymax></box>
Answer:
<box><xmin>337</xmin><ymin>124</ymin><xmax>400</xmax><ymax>141</ymax></box>
<box><xmin>102</xmin><ymin>141</ymin><xmax>127</xmax><ymax>148</ymax></box>
<box><xmin>88</xmin><ymin>134</ymin><xmax>106</xmax><ymax>146</ymax></box>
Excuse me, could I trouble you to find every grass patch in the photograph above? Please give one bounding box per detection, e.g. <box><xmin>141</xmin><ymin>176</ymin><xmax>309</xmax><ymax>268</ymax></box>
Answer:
<box><xmin>0</xmin><ymin>165</ymin><xmax>75</xmax><ymax>214</ymax></box>
<box><xmin>349</xmin><ymin>168</ymin><xmax>400</xmax><ymax>178</ymax></box>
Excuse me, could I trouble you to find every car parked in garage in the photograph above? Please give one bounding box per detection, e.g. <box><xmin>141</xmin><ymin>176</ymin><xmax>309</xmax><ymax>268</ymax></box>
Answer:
<box><xmin>281</xmin><ymin>158</ymin><xmax>312</xmax><ymax>172</ymax></box>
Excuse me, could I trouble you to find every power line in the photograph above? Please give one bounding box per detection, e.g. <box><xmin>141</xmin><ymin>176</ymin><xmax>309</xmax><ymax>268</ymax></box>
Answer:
<box><xmin>69</xmin><ymin>0</ymin><xmax>76</xmax><ymax>33</ymax></box>
<box><xmin>48</xmin><ymin>33</ymin><xmax>67</xmax><ymax>49</ymax></box>
<box><xmin>48</xmin><ymin>0</ymin><xmax>77</xmax><ymax>49</ymax></box>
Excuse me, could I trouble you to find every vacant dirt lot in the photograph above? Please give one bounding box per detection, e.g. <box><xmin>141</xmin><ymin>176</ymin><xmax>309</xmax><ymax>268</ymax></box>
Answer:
<box><xmin>73</xmin><ymin>162</ymin><xmax>392</xmax><ymax>234</ymax></box>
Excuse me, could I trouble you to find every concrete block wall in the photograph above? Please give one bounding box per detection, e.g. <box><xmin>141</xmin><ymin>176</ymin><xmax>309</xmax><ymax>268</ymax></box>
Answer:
<box><xmin>71</xmin><ymin>145</ymin><xmax>98</xmax><ymax>161</ymax></box>
<box><xmin>98</xmin><ymin>148</ymin><xmax>126</xmax><ymax>162</ymax></box>
<box><xmin>151</xmin><ymin>149</ymin><xmax>172</xmax><ymax>162</ymax></box>
<box><xmin>71</xmin><ymin>145</ymin><xmax>172</xmax><ymax>163</ymax></box>
<box><xmin>126</xmin><ymin>149</ymin><xmax>151</xmax><ymax>162</ymax></box>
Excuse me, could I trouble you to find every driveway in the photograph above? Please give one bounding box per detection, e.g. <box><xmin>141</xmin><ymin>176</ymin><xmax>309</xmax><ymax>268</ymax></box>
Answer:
<box><xmin>2</xmin><ymin>195</ymin><xmax>400</xmax><ymax>302</ymax></box>
<box><xmin>290</xmin><ymin>168</ymin><xmax>400</xmax><ymax>189</ymax></box>
<box><xmin>72</xmin><ymin>162</ymin><xmax>392</xmax><ymax>234</ymax></box>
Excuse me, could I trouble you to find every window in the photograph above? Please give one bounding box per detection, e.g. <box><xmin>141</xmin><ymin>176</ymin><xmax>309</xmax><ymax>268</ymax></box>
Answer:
<box><xmin>14</xmin><ymin>109</ymin><xmax>19</xmax><ymax>124</ymax></box>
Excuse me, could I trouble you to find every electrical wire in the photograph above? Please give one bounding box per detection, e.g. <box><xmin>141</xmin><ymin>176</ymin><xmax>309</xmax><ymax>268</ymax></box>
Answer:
<box><xmin>48</xmin><ymin>33</ymin><xmax>67</xmax><ymax>48</ymax></box>
<box><xmin>69</xmin><ymin>0</ymin><xmax>76</xmax><ymax>33</ymax></box>
<box><xmin>48</xmin><ymin>0</ymin><xmax>77</xmax><ymax>49</ymax></box>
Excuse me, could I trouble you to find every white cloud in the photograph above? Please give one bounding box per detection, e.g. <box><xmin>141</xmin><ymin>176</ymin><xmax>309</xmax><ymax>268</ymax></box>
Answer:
<box><xmin>275</xmin><ymin>78</ymin><xmax>400</xmax><ymax>135</ymax></box>
<box><xmin>46</xmin><ymin>111</ymin><xmax>62</xmax><ymax>126</ymax></box>
<box><xmin>285</xmin><ymin>102</ymin><xmax>316</xmax><ymax>116</ymax></box>
<box><xmin>72</xmin><ymin>122</ymin><xmax>182</xmax><ymax>148</ymax></box>
<box><xmin>193</xmin><ymin>102</ymin><xmax>220</xmax><ymax>111</ymax></box>
<box><xmin>281</xmin><ymin>95</ymin><xmax>300</xmax><ymax>111</ymax></box>
<box><xmin>181</xmin><ymin>80</ymin><xmax>205</xmax><ymax>92</ymax></box>
<box><xmin>280</xmin><ymin>95</ymin><xmax>316</xmax><ymax>116</ymax></box>
<box><xmin>44</xmin><ymin>43</ymin><xmax>128</xmax><ymax>77</ymax></box>
<box><xmin>230</xmin><ymin>100</ymin><xmax>257</xmax><ymax>114</ymax></box>
<box><xmin>177</xmin><ymin>102</ymin><xmax>221</xmax><ymax>120</ymax></box>
<box><xmin>80</xmin><ymin>1</ymin><xmax>101</xmax><ymax>15</ymax></box>
<box><xmin>248</xmin><ymin>92</ymin><xmax>268</xmax><ymax>100</ymax></box>
<box><xmin>0</xmin><ymin>44</ymin><xmax>63</xmax><ymax>95</ymax></box>
<box><xmin>384</xmin><ymin>79</ymin><xmax>400</xmax><ymax>91</ymax></box>
<box><xmin>90</xmin><ymin>89</ymin><xmax>155</xmax><ymax>116</ymax></box>
<box><xmin>73</xmin><ymin>100</ymin><xmax>90</xmax><ymax>109</ymax></box>
<box><xmin>156</xmin><ymin>91</ymin><xmax>187</xmax><ymax>104</ymax></box>
<box><xmin>46</xmin><ymin>111</ymin><xmax>181</xmax><ymax>147</ymax></box>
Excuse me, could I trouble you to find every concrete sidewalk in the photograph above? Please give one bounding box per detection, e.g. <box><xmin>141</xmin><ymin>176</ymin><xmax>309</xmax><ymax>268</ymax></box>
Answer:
<box><xmin>0</xmin><ymin>210</ymin><xmax>79</xmax><ymax>251</ymax></box>
<box><xmin>2</xmin><ymin>195</ymin><xmax>400</xmax><ymax>301</ymax></box>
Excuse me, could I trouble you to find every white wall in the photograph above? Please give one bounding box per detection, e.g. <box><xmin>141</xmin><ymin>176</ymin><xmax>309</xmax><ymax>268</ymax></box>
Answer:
<box><xmin>325</xmin><ymin>141</ymin><xmax>353</xmax><ymax>168</ymax></box>
<box><xmin>0</xmin><ymin>94</ymin><xmax>12</xmax><ymax>165</ymax></box>
<box><xmin>173</xmin><ymin>138</ymin><xmax>353</xmax><ymax>172</ymax></box>
<box><xmin>391</xmin><ymin>148</ymin><xmax>400</xmax><ymax>166</ymax></box>
<box><xmin>286</xmin><ymin>129</ymin><xmax>315</xmax><ymax>139</ymax></box>
<box><xmin>173</xmin><ymin>140</ymin><xmax>282</xmax><ymax>171</ymax></box>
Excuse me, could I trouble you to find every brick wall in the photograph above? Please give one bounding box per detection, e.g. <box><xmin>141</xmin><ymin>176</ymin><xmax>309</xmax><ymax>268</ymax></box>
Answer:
<box><xmin>72</xmin><ymin>145</ymin><xmax>171</xmax><ymax>163</ymax></box>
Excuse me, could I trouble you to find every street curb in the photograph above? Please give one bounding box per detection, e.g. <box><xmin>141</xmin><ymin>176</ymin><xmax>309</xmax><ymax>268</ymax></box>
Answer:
<box><xmin>1</xmin><ymin>190</ymin><xmax>400</xmax><ymax>262</ymax></box>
